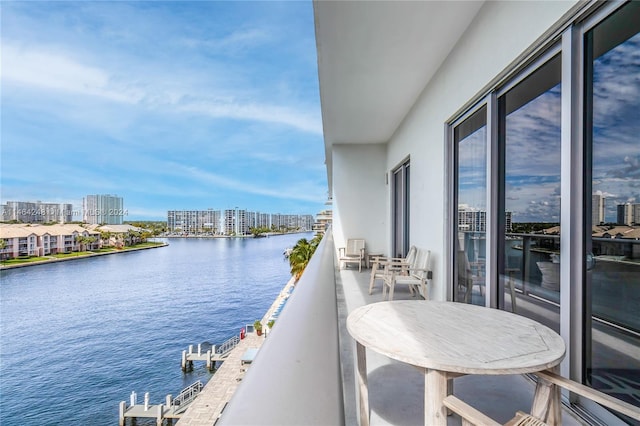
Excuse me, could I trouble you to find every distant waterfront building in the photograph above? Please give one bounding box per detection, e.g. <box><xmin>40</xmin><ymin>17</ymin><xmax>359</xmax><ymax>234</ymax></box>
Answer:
<box><xmin>167</xmin><ymin>209</ymin><xmax>315</xmax><ymax>235</ymax></box>
<box><xmin>457</xmin><ymin>205</ymin><xmax>512</xmax><ymax>232</ymax></box>
<box><xmin>592</xmin><ymin>194</ymin><xmax>606</xmax><ymax>225</ymax></box>
<box><xmin>256</xmin><ymin>212</ymin><xmax>271</xmax><ymax>228</ymax></box>
<box><xmin>0</xmin><ymin>223</ymin><xmax>100</xmax><ymax>258</ymax></box>
<box><xmin>458</xmin><ymin>205</ymin><xmax>487</xmax><ymax>232</ymax></box>
<box><xmin>223</xmin><ymin>209</ymin><xmax>236</xmax><ymax>235</ymax></box>
<box><xmin>1</xmin><ymin>201</ymin><xmax>73</xmax><ymax>223</ymax></box>
<box><xmin>201</xmin><ymin>209</ymin><xmax>221</xmax><ymax>233</ymax></box>
<box><xmin>83</xmin><ymin>194</ymin><xmax>124</xmax><ymax>225</ymax></box>
<box><xmin>167</xmin><ymin>209</ymin><xmax>221</xmax><ymax>234</ymax></box>
<box><xmin>313</xmin><ymin>210</ymin><xmax>333</xmax><ymax>232</ymax></box>
<box><xmin>617</xmin><ymin>203</ymin><xmax>640</xmax><ymax>226</ymax></box>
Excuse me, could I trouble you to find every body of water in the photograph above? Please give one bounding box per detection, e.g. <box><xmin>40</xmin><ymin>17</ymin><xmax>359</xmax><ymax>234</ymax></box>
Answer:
<box><xmin>0</xmin><ymin>233</ymin><xmax>309</xmax><ymax>425</ymax></box>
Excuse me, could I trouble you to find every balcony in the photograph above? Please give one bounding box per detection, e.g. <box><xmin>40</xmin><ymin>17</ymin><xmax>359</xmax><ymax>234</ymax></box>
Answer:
<box><xmin>218</xmin><ymin>232</ymin><xmax>591</xmax><ymax>425</ymax></box>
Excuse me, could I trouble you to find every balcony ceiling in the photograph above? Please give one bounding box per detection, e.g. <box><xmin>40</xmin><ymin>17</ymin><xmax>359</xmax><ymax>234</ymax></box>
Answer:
<box><xmin>314</xmin><ymin>0</ymin><xmax>484</xmax><ymax>181</ymax></box>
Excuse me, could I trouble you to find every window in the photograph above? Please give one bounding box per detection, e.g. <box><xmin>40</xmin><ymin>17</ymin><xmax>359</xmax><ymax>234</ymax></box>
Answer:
<box><xmin>453</xmin><ymin>106</ymin><xmax>487</xmax><ymax>305</ymax></box>
<box><xmin>584</xmin><ymin>1</ymin><xmax>640</xmax><ymax>414</ymax></box>
<box><xmin>498</xmin><ymin>54</ymin><xmax>562</xmax><ymax>332</ymax></box>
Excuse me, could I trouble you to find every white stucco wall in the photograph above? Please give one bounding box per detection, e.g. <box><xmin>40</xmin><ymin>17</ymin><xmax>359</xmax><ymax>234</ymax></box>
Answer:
<box><xmin>332</xmin><ymin>144</ymin><xmax>387</xmax><ymax>257</ymax></box>
<box><xmin>385</xmin><ymin>1</ymin><xmax>578</xmax><ymax>301</ymax></box>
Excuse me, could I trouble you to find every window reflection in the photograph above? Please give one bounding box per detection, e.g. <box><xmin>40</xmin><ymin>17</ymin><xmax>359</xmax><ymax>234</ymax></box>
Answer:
<box><xmin>585</xmin><ymin>1</ymin><xmax>640</xmax><ymax>413</ymax></box>
<box><xmin>499</xmin><ymin>54</ymin><xmax>562</xmax><ymax>332</ymax></box>
<box><xmin>454</xmin><ymin>106</ymin><xmax>487</xmax><ymax>305</ymax></box>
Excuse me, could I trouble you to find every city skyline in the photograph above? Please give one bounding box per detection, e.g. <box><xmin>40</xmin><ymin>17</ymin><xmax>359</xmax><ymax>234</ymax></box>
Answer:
<box><xmin>1</xmin><ymin>196</ymin><xmax>318</xmax><ymax>223</ymax></box>
<box><xmin>1</xmin><ymin>2</ymin><xmax>327</xmax><ymax>220</ymax></box>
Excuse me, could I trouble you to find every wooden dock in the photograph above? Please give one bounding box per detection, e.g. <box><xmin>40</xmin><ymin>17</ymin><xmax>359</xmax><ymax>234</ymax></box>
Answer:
<box><xmin>119</xmin><ymin>382</ymin><xmax>203</xmax><ymax>426</ymax></box>
<box><xmin>181</xmin><ymin>335</ymin><xmax>241</xmax><ymax>372</ymax></box>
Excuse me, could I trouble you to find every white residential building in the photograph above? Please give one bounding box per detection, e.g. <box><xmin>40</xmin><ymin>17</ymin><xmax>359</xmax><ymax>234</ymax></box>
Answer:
<box><xmin>0</xmin><ymin>223</ymin><xmax>100</xmax><ymax>258</ymax></box>
<box><xmin>592</xmin><ymin>194</ymin><xmax>606</xmax><ymax>225</ymax></box>
<box><xmin>1</xmin><ymin>201</ymin><xmax>73</xmax><ymax>223</ymax></box>
<box><xmin>83</xmin><ymin>194</ymin><xmax>124</xmax><ymax>225</ymax></box>
<box><xmin>617</xmin><ymin>203</ymin><xmax>640</xmax><ymax>226</ymax></box>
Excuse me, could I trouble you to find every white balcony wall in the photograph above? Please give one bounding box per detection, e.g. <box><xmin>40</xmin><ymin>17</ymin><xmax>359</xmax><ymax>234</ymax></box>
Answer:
<box><xmin>332</xmin><ymin>143</ymin><xmax>387</xmax><ymax>256</ymax></box>
<box><xmin>384</xmin><ymin>0</ymin><xmax>577</xmax><ymax>302</ymax></box>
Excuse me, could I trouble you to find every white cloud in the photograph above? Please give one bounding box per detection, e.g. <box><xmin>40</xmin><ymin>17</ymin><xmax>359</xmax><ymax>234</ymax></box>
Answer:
<box><xmin>177</xmin><ymin>100</ymin><xmax>322</xmax><ymax>134</ymax></box>
<box><xmin>2</xmin><ymin>42</ymin><xmax>322</xmax><ymax>134</ymax></box>
<box><xmin>179</xmin><ymin>27</ymin><xmax>272</xmax><ymax>52</ymax></box>
<box><xmin>167</xmin><ymin>163</ymin><xmax>324</xmax><ymax>203</ymax></box>
<box><xmin>2</xmin><ymin>45</ymin><xmax>143</xmax><ymax>103</ymax></box>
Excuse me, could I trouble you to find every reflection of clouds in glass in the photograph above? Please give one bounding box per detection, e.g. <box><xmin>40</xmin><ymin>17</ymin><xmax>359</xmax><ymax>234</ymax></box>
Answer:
<box><xmin>458</xmin><ymin>126</ymin><xmax>486</xmax><ymax>210</ymax></box>
<box><xmin>505</xmin><ymin>85</ymin><xmax>561</xmax><ymax>221</ymax></box>
<box><xmin>507</xmin><ymin>179</ymin><xmax>561</xmax><ymax>222</ymax></box>
<box><xmin>592</xmin><ymin>34</ymin><xmax>640</xmax><ymax>221</ymax></box>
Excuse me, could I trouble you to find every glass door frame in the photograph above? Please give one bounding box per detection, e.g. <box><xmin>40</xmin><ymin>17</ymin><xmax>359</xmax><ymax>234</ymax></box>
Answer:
<box><xmin>391</xmin><ymin>158</ymin><xmax>410</xmax><ymax>258</ymax></box>
<box><xmin>448</xmin><ymin>101</ymin><xmax>493</xmax><ymax>306</ymax></box>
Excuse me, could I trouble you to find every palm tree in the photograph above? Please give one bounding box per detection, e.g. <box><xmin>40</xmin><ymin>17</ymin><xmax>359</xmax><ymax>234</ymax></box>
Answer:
<box><xmin>100</xmin><ymin>231</ymin><xmax>112</xmax><ymax>247</ymax></box>
<box><xmin>288</xmin><ymin>234</ymin><xmax>323</xmax><ymax>281</ymax></box>
<box><xmin>0</xmin><ymin>239</ymin><xmax>7</xmax><ymax>260</ymax></box>
<box><xmin>74</xmin><ymin>234</ymin><xmax>83</xmax><ymax>252</ymax></box>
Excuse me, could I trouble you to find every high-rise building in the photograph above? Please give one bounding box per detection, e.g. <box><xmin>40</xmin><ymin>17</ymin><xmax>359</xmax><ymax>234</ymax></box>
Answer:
<box><xmin>617</xmin><ymin>203</ymin><xmax>640</xmax><ymax>226</ymax></box>
<box><xmin>167</xmin><ymin>209</ymin><xmax>221</xmax><ymax>234</ymax></box>
<box><xmin>223</xmin><ymin>209</ymin><xmax>236</xmax><ymax>235</ymax></box>
<box><xmin>457</xmin><ymin>205</ymin><xmax>512</xmax><ymax>232</ymax></box>
<box><xmin>83</xmin><ymin>194</ymin><xmax>124</xmax><ymax>225</ymax></box>
<box><xmin>168</xmin><ymin>209</ymin><xmax>315</xmax><ymax>235</ymax></box>
<box><xmin>458</xmin><ymin>206</ymin><xmax>487</xmax><ymax>233</ymax></box>
<box><xmin>1</xmin><ymin>201</ymin><xmax>73</xmax><ymax>223</ymax></box>
<box><xmin>592</xmin><ymin>194</ymin><xmax>605</xmax><ymax>225</ymax></box>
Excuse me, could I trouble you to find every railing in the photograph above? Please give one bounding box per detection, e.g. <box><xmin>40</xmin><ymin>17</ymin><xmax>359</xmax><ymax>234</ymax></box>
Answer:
<box><xmin>172</xmin><ymin>380</ymin><xmax>204</xmax><ymax>414</ymax></box>
<box><xmin>461</xmin><ymin>231</ymin><xmax>640</xmax><ymax>334</ymax></box>
<box><xmin>215</xmin><ymin>334</ymin><xmax>240</xmax><ymax>357</ymax></box>
<box><xmin>219</xmin><ymin>230</ymin><xmax>344</xmax><ymax>425</ymax></box>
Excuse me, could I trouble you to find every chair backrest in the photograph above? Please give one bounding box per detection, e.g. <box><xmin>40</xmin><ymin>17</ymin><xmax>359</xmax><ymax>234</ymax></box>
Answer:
<box><xmin>405</xmin><ymin>245</ymin><xmax>418</xmax><ymax>265</ymax></box>
<box><xmin>345</xmin><ymin>239</ymin><xmax>365</xmax><ymax>256</ymax></box>
<box><xmin>457</xmin><ymin>250</ymin><xmax>472</xmax><ymax>284</ymax></box>
<box><xmin>411</xmin><ymin>249</ymin><xmax>431</xmax><ymax>279</ymax></box>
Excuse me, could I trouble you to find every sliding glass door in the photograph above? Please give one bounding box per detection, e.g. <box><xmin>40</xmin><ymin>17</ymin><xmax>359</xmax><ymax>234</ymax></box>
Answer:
<box><xmin>453</xmin><ymin>106</ymin><xmax>487</xmax><ymax>305</ymax></box>
<box><xmin>498</xmin><ymin>54</ymin><xmax>562</xmax><ymax>332</ymax></box>
<box><xmin>449</xmin><ymin>2</ymin><xmax>639</xmax><ymax>420</ymax></box>
<box><xmin>584</xmin><ymin>1</ymin><xmax>640</xmax><ymax>415</ymax></box>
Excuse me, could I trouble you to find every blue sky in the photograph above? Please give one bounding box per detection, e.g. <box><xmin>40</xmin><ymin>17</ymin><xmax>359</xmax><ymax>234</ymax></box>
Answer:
<box><xmin>1</xmin><ymin>1</ymin><xmax>327</xmax><ymax>220</ymax></box>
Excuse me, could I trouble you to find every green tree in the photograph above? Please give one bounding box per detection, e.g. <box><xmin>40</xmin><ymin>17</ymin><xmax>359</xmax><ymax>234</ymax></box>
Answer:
<box><xmin>288</xmin><ymin>234</ymin><xmax>323</xmax><ymax>281</ymax></box>
<box><xmin>74</xmin><ymin>234</ymin><xmax>83</xmax><ymax>252</ymax></box>
<box><xmin>74</xmin><ymin>235</ymin><xmax>96</xmax><ymax>251</ymax></box>
<box><xmin>100</xmin><ymin>231</ymin><xmax>112</xmax><ymax>247</ymax></box>
<box><xmin>0</xmin><ymin>238</ymin><xmax>7</xmax><ymax>260</ymax></box>
<box><xmin>85</xmin><ymin>236</ymin><xmax>97</xmax><ymax>250</ymax></box>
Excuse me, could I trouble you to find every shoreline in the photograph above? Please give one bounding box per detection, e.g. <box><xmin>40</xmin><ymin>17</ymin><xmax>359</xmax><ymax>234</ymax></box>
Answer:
<box><xmin>0</xmin><ymin>243</ymin><xmax>169</xmax><ymax>270</ymax></box>
<box><xmin>177</xmin><ymin>275</ymin><xmax>297</xmax><ymax>425</ymax></box>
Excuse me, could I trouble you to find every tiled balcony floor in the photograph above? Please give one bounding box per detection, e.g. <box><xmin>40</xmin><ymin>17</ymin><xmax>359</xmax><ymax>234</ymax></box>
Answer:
<box><xmin>335</xmin><ymin>267</ymin><xmax>584</xmax><ymax>426</ymax></box>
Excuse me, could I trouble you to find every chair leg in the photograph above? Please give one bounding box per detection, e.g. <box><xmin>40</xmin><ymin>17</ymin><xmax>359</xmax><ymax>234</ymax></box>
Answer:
<box><xmin>389</xmin><ymin>281</ymin><xmax>395</xmax><ymax>301</ymax></box>
<box><xmin>368</xmin><ymin>264</ymin><xmax>378</xmax><ymax>294</ymax></box>
<box><xmin>382</xmin><ymin>279</ymin><xmax>388</xmax><ymax>300</ymax></box>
